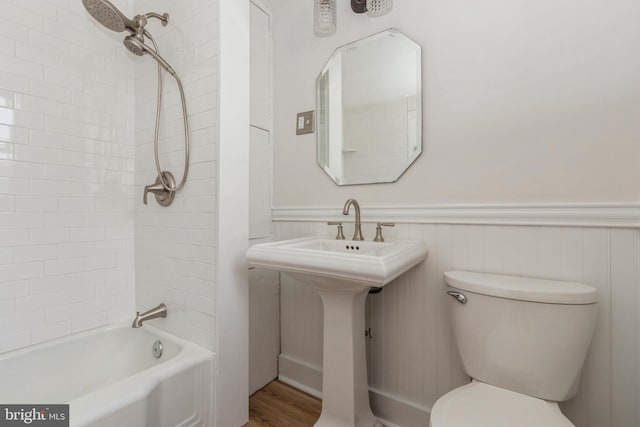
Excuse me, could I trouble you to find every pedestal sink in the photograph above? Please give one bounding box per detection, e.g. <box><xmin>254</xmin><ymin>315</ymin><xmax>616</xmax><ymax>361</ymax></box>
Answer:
<box><xmin>246</xmin><ymin>236</ymin><xmax>428</xmax><ymax>427</ymax></box>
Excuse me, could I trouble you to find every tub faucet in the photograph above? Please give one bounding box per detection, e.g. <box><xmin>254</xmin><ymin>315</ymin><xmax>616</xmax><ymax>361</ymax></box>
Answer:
<box><xmin>132</xmin><ymin>303</ymin><xmax>167</xmax><ymax>328</ymax></box>
<box><xmin>342</xmin><ymin>198</ymin><xmax>364</xmax><ymax>241</ymax></box>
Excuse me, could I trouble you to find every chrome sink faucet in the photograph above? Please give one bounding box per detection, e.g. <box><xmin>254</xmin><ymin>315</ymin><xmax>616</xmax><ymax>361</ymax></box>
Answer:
<box><xmin>131</xmin><ymin>303</ymin><xmax>167</xmax><ymax>328</ymax></box>
<box><xmin>342</xmin><ymin>198</ymin><xmax>364</xmax><ymax>241</ymax></box>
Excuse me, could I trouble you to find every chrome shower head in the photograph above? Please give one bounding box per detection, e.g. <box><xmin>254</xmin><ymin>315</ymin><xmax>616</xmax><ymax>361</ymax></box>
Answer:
<box><xmin>82</xmin><ymin>0</ymin><xmax>136</xmax><ymax>32</ymax></box>
<box><xmin>123</xmin><ymin>35</ymin><xmax>177</xmax><ymax>76</ymax></box>
<box><xmin>123</xmin><ymin>34</ymin><xmax>145</xmax><ymax>56</ymax></box>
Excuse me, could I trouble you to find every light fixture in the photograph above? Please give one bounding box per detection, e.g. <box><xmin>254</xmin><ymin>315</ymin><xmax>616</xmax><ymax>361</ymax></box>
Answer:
<box><xmin>317</xmin><ymin>0</ymin><xmax>393</xmax><ymax>37</ymax></box>
<box><xmin>350</xmin><ymin>0</ymin><xmax>393</xmax><ymax>17</ymax></box>
<box><xmin>366</xmin><ymin>0</ymin><xmax>393</xmax><ymax>17</ymax></box>
<box><xmin>351</xmin><ymin>0</ymin><xmax>367</xmax><ymax>13</ymax></box>
<box><xmin>314</xmin><ymin>0</ymin><xmax>337</xmax><ymax>37</ymax></box>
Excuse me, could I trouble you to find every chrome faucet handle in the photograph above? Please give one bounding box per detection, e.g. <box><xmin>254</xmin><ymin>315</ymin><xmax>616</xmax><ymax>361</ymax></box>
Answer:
<box><xmin>373</xmin><ymin>222</ymin><xmax>395</xmax><ymax>242</ymax></box>
<box><xmin>143</xmin><ymin>182</ymin><xmax>165</xmax><ymax>204</ymax></box>
<box><xmin>328</xmin><ymin>221</ymin><xmax>345</xmax><ymax>240</ymax></box>
<box><xmin>143</xmin><ymin>171</ymin><xmax>176</xmax><ymax>206</ymax></box>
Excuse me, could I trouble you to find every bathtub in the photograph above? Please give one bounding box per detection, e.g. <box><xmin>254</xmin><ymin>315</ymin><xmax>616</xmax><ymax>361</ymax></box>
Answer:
<box><xmin>0</xmin><ymin>324</ymin><xmax>215</xmax><ymax>427</ymax></box>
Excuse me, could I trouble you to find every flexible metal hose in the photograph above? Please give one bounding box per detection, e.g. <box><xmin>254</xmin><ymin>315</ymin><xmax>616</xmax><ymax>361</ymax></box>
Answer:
<box><xmin>146</xmin><ymin>31</ymin><xmax>190</xmax><ymax>192</ymax></box>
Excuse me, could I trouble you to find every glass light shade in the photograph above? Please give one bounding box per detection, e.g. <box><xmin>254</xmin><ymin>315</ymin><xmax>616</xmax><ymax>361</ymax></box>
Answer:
<box><xmin>314</xmin><ymin>0</ymin><xmax>337</xmax><ymax>36</ymax></box>
<box><xmin>366</xmin><ymin>0</ymin><xmax>393</xmax><ymax>17</ymax></box>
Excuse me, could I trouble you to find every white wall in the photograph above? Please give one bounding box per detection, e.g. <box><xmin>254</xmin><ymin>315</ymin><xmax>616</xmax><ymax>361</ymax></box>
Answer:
<box><xmin>134</xmin><ymin>0</ymin><xmax>218</xmax><ymax>351</ymax></box>
<box><xmin>274</xmin><ymin>219</ymin><xmax>640</xmax><ymax>427</ymax></box>
<box><xmin>269</xmin><ymin>0</ymin><xmax>640</xmax><ymax>206</ymax></box>
<box><xmin>0</xmin><ymin>0</ymin><xmax>136</xmax><ymax>353</ymax></box>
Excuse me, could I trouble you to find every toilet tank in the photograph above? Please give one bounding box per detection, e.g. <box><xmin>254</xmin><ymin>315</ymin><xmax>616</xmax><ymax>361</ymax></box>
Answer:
<box><xmin>444</xmin><ymin>271</ymin><xmax>597</xmax><ymax>402</ymax></box>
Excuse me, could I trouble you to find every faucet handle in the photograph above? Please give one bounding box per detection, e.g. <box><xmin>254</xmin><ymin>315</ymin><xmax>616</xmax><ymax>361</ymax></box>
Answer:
<box><xmin>143</xmin><ymin>171</ymin><xmax>176</xmax><ymax>207</ymax></box>
<box><xmin>328</xmin><ymin>221</ymin><xmax>345</xmax><ymax>240</ymax></box>
<box><xmin>373</xmin><ymin>222</ymin><xmax>395</xmax><ymax>242</ymax></box>
<box><xmin>143</xmin><ymin>182</ymin><xmax>165</xmax><ymax>205</ymax></box>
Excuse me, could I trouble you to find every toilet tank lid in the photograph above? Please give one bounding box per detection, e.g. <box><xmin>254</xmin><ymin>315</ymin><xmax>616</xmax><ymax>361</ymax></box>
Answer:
<box><xmin>444</xmin><ymin>271</ymin><xmax>598</xmax><ymax>304</ymax></box>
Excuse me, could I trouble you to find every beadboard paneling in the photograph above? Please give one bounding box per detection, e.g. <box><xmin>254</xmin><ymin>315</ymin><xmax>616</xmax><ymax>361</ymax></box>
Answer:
<box><xmin>274</xmin><ymin>220</ymin><xmax>640</xmax><ymax>427</ymax></box>
<box><xmin>610</xmin><ymin>229</ymin><xmax>640</xmax><ymax>427</ymax></box>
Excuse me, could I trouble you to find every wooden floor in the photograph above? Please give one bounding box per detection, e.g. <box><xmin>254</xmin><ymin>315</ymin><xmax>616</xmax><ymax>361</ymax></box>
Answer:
<box><xmin>244</xmin><ymin>381</ymin><xmax>321</xmax><ymax>427</ymax></box>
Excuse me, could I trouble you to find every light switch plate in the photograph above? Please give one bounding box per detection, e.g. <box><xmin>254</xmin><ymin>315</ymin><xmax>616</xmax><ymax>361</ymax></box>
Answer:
<box><xmin>296</xmin><ymin>111</ymin><xmax>315</xmax><ymax>135</ymax></box>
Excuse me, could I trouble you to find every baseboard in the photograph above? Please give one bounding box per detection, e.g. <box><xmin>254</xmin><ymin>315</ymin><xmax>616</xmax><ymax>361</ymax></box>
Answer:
<box><xmin>272</xmin><ymin>203</ymin><xmax>640</xmax><ymax>228</ymax></box>
<box><xmin>369</xmin><ymin>387</ymin><xmax>431</xmax><ymax>427</ymax></box>
<box><xmin>278</xmin><ymin>354</ymin><xmax>432</xmax><ymax>427</ymax></box>
<box><xmin>278</xmin><ymin>354</ymin><xmax>323</xmax><ymax>399</ymax></box>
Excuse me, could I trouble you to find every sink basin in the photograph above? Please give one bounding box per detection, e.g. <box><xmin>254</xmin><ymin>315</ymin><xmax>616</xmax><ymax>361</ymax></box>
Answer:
<box><xmin>247</xmin><ymin>236</ymin><xmax>427</xmax><ymax>427</ymax></box>
<box><xmin>246</xmin><ymin>236</ymin><xmax>427</xmax><ymax>291</ymax></box>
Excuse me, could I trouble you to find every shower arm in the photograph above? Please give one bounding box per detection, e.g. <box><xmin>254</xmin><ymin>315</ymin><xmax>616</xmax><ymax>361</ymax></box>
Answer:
<box><xmin>145</xmin><ymin>31</ymin><xmax>190</xmax><ymax>193</ymax></box>
<box><xmin>134</xmin><ymin>12</ymin><xmax>169</xmax><ymax>30</ymax></box>
<box><xmin>143</xmin><ymin>12</ymin><xmax>169</xmax><ymax>25</ymax></box>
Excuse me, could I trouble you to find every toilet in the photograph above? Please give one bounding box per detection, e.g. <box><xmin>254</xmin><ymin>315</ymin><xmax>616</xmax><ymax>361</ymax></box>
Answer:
<box><xmin>431</xmin><ymin>271</ymin><xmax>598</xmax><ymax>427</ymax></box>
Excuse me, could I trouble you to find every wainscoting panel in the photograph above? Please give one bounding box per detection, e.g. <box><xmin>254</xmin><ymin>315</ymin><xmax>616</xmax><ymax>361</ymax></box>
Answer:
<box><xmin>273</xmin><ymin>218</ymin><xmax>640</xmax><ymax>427</ymax></box>
<box><xmin>610</xmin><ymin>229</ymin><xmax>640</xmax><ymax>427</ymax></box>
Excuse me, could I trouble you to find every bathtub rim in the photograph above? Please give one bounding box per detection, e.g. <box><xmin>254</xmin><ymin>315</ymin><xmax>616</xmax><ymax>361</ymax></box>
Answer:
<box><xmin>0</xmin><ymin>322</ymin><xmax>214</xmax><ymax>362</ymax></box>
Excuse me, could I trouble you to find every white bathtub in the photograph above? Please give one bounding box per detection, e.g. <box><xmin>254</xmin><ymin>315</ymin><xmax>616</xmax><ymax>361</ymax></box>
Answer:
<box><xmin>0</xmin><ymin>324</ymin><xmax>215</xmax><ymax>427</ymax></box>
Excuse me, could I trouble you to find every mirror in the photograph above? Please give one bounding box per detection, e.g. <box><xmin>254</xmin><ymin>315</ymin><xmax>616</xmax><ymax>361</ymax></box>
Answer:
<box><xmin>317</xmin><ymin>29</ymin><xmax>422</xmax><ymax>185</ymax></box>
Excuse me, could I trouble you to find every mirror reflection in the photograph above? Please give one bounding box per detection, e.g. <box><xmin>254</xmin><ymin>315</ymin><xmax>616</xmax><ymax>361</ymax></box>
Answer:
<box><xmin>317</xmin><ymin>29</ymin><xmax>422</xmax><ymax>185</ymax></box>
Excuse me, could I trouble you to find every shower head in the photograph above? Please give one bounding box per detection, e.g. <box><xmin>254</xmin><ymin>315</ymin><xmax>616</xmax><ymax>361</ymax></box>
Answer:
<box><xmin>123</xmin><ymin>34</ymin><xmax>145</xmax><ymax>56</ymax></box>
<box><xmin>82</xmin><ymin>0</ymin><xmax>136</xmax><ymax>32</ymax></box>
<box><xmin>123</xmin><ymin>35</ymin><xmax>176</xmax><ymax>76</ymax></box>
<box><xmin>82</xmin><ymin>1</ymin><xmax>176</xmax><ymax>75</ymax></box>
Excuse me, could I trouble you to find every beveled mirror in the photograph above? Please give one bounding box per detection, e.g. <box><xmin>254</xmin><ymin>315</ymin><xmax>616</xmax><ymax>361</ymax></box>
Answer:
<box><xmin>317</xmin><ymin>29</ymin><xmax>422</xmax><ymax>185</ymax></box>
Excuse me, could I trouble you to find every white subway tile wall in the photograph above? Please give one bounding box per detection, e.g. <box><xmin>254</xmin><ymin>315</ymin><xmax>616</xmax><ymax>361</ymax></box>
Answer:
<box><xmin>0</xmin><ymin>0</ymin><xmax>137</xmax><ymax>352</ymax></box>
<box><xmin>134</xmin><ymin>0</ymin><xmax>218</xmax><ymax>351</ymax></box>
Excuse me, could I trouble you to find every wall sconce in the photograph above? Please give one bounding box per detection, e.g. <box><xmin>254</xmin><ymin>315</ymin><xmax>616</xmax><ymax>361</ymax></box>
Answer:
<box><xmin>365</xmin><ymin>0</ymin><xmax>393</xmax><ymax>16</ymax></box>
<box><xmin>314</xmin><ymin>0</ymin><xmax>337</xmax><ymax>36</ymax></box>
<box><xmin>351</xmin><ymin>0</ymin><xmax>393</xmax><ymax>17</ymax></box>
<box><xmin>316</xmin><ymin>0</ymin><xmax>393</xmax><ymax>37</ymax></box>
<box><xmin>351</xmin><ymin>0</ymin><xmax>367</xmax><ymax>13</ymax></box>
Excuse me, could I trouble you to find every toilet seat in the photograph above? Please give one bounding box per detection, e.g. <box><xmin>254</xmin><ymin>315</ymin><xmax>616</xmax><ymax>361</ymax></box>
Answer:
<box><xmin>430</xmin><ymin>381</ymin><xmax>574</xmax><ymax>427</ymax></box>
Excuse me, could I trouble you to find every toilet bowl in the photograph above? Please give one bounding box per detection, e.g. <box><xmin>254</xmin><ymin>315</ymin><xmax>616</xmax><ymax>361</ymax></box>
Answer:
<box><xmin>431</xmin><ymin>271</ymin><xmax>598</xmax><ymax>427</ymax></box>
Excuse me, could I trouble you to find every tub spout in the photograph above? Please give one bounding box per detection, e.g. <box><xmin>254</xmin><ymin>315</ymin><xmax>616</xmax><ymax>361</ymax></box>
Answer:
<box><xmin>132</xmin><ymin>303</ymin><xmax>167</xmax><ymax>328</ymax></box>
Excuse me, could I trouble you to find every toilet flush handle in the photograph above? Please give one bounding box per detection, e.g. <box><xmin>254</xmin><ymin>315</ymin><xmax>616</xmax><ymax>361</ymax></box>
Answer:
<box><xmin>447</xmin><ymin>290</ymin><xmax>467</xmax><ymax>304</ymax></box>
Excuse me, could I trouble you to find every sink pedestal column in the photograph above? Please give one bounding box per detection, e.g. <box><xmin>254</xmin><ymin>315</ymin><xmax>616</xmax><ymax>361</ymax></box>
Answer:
<box><xmin>314</xmin><ymin>287</ymin><xmax>382</xmax><ymax>427</ymax></box>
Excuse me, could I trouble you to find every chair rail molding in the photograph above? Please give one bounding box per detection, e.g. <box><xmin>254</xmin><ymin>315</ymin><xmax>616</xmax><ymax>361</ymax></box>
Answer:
<box><xmin>272</xmin><ymin>203</ymin><xmax>640</xmax><ymax>228</ymax></box>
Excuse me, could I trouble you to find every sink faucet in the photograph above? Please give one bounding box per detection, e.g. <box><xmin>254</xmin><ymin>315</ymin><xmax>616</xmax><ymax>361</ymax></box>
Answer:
<box><xmin>131</xmin><ymin>303</ymin><xmax>167</xmax><ymax>328</ymax></box>
<box><xmin>342</xmin><ymin>198</ymin><xmax>364</xmax><ymax>241</ymax></box>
